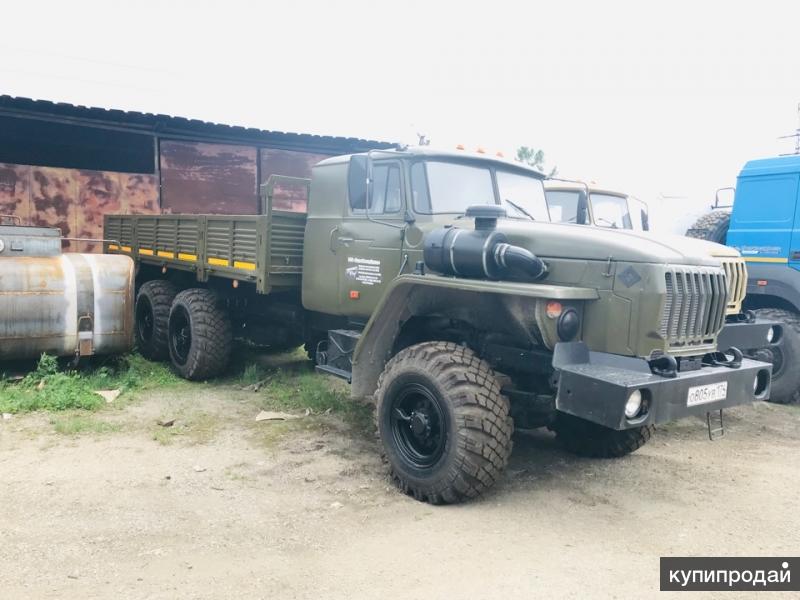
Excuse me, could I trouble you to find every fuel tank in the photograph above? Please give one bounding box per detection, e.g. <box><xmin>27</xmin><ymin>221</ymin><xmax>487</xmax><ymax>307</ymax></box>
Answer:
<box><xmin>0</xmin><ymin>224</ymin><xmax>134</xmax><ymax>360</ymax></box>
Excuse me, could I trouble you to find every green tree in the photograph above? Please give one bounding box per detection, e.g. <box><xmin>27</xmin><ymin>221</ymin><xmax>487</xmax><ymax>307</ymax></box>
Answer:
<box><xmin>516</xmin><ymin>146</ymin><xmax>557</xmax><ymax>177</ymax></box>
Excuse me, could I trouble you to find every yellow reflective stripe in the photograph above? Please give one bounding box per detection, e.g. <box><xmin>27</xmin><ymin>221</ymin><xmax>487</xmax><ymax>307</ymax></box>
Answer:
<box><xmin>108</xmin><ymin>244</ymin><xmax>119</xmax><ymax>251</ymax></box>
<box><xmin>138</xmin><ymin>248</ymin><xmax>154</xmax><ymax>256</ymax></box>
<box><xmin>743</xmin><ymin>257</ymin><xmax>788</xmax><ymax>263</ymax></box>
<box><xmin>233</xmin><ymin>260</ymin><xmax>257</xmax><ymax>271</ymax></box>
<box><xmin>157</xmin><ymin>250</ymin><xmax>175</xmax><ymax>259</ymax></box>
<box><xmin>208</xmin><ymin>257</ymin><xmax>229</xmax><ymax>267</ymax></box>
<box><xmin>178</xmin><ymin>252</ymin><xmax>197</xmax><ymax>262</ymax></box>
<box><xmin>120</xmin><ymin>246</ymin><xmax>132</xmax><ymax>253</ymax></box>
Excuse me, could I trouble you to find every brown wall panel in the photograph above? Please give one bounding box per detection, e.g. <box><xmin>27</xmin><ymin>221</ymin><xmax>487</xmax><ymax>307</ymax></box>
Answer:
<box><xmin>160</xmin><ymin>141</ymin><xmax>257</xmax><ymax>214</ymax></box>
<box><xmin>30</xmin><ymin>167</ymin><xmax>78</xmax><ymax>250</ymax></box>
<box><xmin>260</xmin><ymin>148</ymin><xmax>331</xmax><ymax>212</ymax></box>
<box><xmin>120</xmin><ymin>173</ymin><xmax>159</xmax><ymax>215</ymax></box>
<box><xmin>1</xmin><ymin>163</ymin><xmax>158</xmax><ymax>252</ymax></box>
<box><xmin>0</xmin><ymin>163</ymin><xmax>31</xmax><ymax>223</ymax></box>
<box><xmin>75</xmin><ymin>170</ymin><xmax>123</xmax><ymax>252</ymax></box>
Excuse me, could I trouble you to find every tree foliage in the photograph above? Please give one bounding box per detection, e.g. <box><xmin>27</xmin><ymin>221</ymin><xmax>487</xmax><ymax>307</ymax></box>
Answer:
<box><xmin>516</xmin><ymin>146</ymin><xmax>557</xmax><ymax>177</ymax></box>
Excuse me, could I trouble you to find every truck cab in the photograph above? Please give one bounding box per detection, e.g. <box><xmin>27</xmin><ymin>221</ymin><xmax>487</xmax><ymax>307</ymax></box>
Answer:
<box><xmin>686</xmin><ymin>154</ymin><xmax>800</xmax><ymax>404</ymax></box>
<box><xmin>543</xmin><ymin>181</ymin><xmax>649</xmax><ymax>231</ymax></box>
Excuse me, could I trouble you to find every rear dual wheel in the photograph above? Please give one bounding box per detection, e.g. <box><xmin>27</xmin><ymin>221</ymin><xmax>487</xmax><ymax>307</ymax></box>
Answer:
<box><xmin>167</xmin><ymin>289</ymin><xmax>232</xmax><ymax>380</ymax></box>
<box><xmin>135</xmin><ymin>280</ymin><xmax>177</xmax><ymax>361</ymax></box>
<box><xmin>134</xmin><ymin>282</ymin><xmax>233</xmax><ymax>380</ymax></box>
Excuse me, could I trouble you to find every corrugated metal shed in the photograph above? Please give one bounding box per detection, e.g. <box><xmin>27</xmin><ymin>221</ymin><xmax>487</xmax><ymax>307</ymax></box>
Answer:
<box><xmin>0</xmin><ymin>95</ymin><xmax>396</xmax><ymax>155</ymax></box>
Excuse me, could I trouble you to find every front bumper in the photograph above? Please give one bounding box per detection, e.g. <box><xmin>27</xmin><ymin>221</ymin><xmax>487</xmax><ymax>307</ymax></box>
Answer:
<box><xmin>552</xmin><ymin>342</ymin><xmax>772</xmax><ymax>430</ymax></box>
<box><xmin>717</xmin><ymin>318</ymin><xmax>777</xmax><ymax>352</ymax></box>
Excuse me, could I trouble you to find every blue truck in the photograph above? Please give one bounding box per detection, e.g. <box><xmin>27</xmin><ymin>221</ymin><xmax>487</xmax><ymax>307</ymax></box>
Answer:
<box><xmin>686</xmin><ymin>155</ymin><xmax>800</xmax><ymax>404</ymax></box>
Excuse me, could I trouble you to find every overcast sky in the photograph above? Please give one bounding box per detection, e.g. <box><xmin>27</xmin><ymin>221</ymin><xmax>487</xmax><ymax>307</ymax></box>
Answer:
<box><xmin>2</xmin><ymin>0</ymin><xmax>799</xmax><ymax>232</ymax></box>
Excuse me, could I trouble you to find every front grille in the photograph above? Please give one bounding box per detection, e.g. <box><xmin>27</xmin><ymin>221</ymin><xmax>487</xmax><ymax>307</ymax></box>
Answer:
<box><xmin>720</xmin><ymin>258</ymin><xmax>746</xmax><ymax>313</ymax></box>
<box><xmin>660</xmin><ymin>267</ymin><xmax>728</xmax><ymax>348</ymax></box>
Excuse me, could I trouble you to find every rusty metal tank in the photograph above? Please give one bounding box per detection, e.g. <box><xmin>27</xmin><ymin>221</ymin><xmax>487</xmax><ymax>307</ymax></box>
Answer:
<box><xmin>0</xmin><ymin>222</ymin><xmax>134</xmax><ymax>360</ymax></box>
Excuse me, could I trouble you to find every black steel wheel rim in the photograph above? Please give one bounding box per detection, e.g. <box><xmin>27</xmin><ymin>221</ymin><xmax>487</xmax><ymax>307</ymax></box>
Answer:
<box><xmin>135</xmin><ymin>296</ymin><xmax>155</xmax><ymax>345</ymax></box>
<box><xmin>169</xmin><ymin>306</ymin><xmax>192</xmax><ymax>366</ymax></box>
<box><xmin>389</xmin><ymin>382</ymin><xmax>447</xmax><ymax>469</ymax></box>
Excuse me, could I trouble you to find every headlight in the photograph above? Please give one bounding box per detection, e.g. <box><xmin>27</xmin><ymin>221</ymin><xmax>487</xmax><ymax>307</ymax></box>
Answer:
<box><xmin>624</xmin><ymin>389</ymin><xmax>643</xmax><ymax>418</ymax></box>
<box><xmin>766</xmin><ymin>326</ymin><xmax>775</xmax><ymax>344</ymax></box>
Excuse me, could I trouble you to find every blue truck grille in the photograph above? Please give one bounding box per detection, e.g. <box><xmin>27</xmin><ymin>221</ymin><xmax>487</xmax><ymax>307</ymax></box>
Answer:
<box><xmin>661</xmin><ymin>268</ymin><xmax>728</xmax><ymax>348</ymax></box>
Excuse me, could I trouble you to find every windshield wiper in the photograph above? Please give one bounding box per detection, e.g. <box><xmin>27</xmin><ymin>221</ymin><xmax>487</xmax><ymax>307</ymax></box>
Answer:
<box><xmin>504</xmin><ymin>198</ymin><xmax>535</xmax><ymax>221</ymax></box>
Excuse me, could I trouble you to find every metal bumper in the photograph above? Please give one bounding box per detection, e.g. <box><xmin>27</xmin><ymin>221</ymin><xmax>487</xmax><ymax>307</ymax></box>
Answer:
<box><xmin>717</xmin><ymin>318</ymin><xmax>777</xmax><ymax>352</ymax></box>
<box><xmin>552</xmin><ymin>342</ymin><xmax>772</xmax><ymax>431</ymax></box>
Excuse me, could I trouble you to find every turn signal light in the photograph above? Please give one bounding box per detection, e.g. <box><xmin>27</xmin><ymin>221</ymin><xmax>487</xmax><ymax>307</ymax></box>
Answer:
<box><xmin>545</xmin><ymin>301</ymin><xmax>563</xmax><ymax>319</ymax></box>
<box><xmin>349</xmin><ymin>290</ymin><xmax>360</xmax><ymax>299</ymax></box>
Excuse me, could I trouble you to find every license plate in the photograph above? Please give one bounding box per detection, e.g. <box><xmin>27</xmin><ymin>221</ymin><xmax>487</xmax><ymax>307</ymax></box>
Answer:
<box><xmin>687</xmin><ymin>382</ymin><xmax>728</xmax><ymax>407</ymax></box>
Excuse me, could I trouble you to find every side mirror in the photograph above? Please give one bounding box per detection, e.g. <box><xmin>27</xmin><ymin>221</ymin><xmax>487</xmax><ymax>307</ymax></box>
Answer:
<box><xmin>347</xmin><ymin>155</ymin><xmax>369</xmax><ymax>211</ymax></box>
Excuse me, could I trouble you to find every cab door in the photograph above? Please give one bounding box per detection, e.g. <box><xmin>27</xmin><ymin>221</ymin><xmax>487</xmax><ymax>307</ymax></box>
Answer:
<box><xmin>335</xmin><ymin>160</ymin><xmax>406</xmax><ymax>318</ymax></box>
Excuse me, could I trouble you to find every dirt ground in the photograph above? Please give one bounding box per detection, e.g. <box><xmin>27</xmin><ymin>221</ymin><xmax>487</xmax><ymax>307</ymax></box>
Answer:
<box><xmin>1</xmin><ymin>373</ymin><xmax>799</xmax><ymax>600</ymax></box>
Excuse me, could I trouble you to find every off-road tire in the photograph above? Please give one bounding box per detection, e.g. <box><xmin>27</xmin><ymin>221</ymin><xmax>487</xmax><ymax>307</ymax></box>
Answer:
<box><xmin>685</xmin><ymin>211</ymin><xmax>731</xmax><ymax>244</ymax></box>
<box><xmin>751</xmin><ymin>307</ymin><xmax>800</xmax><ymax>404</ymax></box>
<box><xmin>553</xmin><ymin>413</ymin><xmax>654</xmax><ymax>458</ymax></box>
<box><xmin>167</xmin><ymin>288</ymin><xmax>232</xmax><ymax>380</ymax></box>
<box><xmin>135</xmin><ymin>280</ymin><xmax>178</xmax><ymax>361</ymax></box>
<box><xmin>375</xmin><ymin>341</ymin><xmax>514</xmax><ymax>504</ymax></box>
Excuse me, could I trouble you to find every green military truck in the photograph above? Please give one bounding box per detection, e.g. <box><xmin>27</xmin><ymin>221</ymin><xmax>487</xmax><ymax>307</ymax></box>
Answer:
<box><xmin>105</xmin><ymin>148</ymin><xmax>772</xmax><ymax>504</ymax></box>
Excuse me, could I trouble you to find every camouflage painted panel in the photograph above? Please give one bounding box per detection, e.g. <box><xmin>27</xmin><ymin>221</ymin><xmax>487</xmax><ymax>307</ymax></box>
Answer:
<box><xmin>160</xmin><ymin>141</ymin><xmax>258</xmax><ymax>214</ymax></box>
<box><xmin>260</xmin><ymin>148</ymin><xmax>331</xmax><ymax>212</ymax></box>
<box><xmin>121</xmin><ymin>173</ymin><xmax>159</xmax><ymax>214</ymax></box>
<box><xmin>0</xmin><ymin>163</ymin><xmax>30</xmax><ymax>223</ymax></box>
<box><xmin>0</xmin><ymin>163</ymin><xmax>158</xmax><ymax>253</ymax></box>
<box><xmin>30</xmin><ymin>167</ymin><xmax>78</xmax><ymax>250</ymax></box>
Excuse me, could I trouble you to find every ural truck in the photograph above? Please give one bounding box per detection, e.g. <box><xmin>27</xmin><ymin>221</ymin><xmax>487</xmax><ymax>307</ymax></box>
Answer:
<box><xmin>105</xmin><ymin>148</ymin><xmax>772</xmax><ymax>504</ymax></box>
<box><xmin>686</xmin><ymin>155</ymin><xmax>800</xmax><ymax>404</ymax></box>
<box><xmin>543</xmin><ymin>180</ymin><xmax>779</xmax><ymax>393</ymax></box>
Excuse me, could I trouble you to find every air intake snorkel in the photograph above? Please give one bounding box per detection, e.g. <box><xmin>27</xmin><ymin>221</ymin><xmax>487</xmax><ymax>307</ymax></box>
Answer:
<box><xmin>423</xmin><ymin>205</ymin><xmax>548</xmax><ymax>281</ymax></box>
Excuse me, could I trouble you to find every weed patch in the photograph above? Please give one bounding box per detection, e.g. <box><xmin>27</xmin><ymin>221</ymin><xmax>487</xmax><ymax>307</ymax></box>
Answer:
<box><xmin>0</xmin><ymin>353</ymin><xmax>184</xmax><ymax>414</ymax></box>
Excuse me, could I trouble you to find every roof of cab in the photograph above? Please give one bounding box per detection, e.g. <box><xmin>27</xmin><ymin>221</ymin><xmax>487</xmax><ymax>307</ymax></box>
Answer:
<box><xmin>543</xmin><ymin>180</ymin><xmax>628</xmax><ymax>198</ymax></box>
<box><xmin>740</xmin><ymin>154</ymin><xmax>800</xmax><ymax>177</ymax></box>
<box><xmin>315</xmin><ymin>146</ymin><xmax>547</xmax><ymax>178</ymax></box>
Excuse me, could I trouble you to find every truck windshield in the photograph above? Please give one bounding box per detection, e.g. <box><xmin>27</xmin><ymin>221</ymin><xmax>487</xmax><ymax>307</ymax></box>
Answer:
<box><xmin>411</xmin><ymin>161</ymin><xmax>495</xmax><ymax>213</ymax></box>
<box><xmin>544</xmin><ymin>190</ymin><xmax>581</xmax><ymax>223</ymax></box>
<box><xmin>496</xmin><ymin>170</ymin><xmax>550</xmax><ymax>221</ymax></box>
<box><xmin>590</xmin><ymin>193</ymin><xmax>633</xmax><ymax>229</ymax></box>
<box><xmin>410</xmin><ymin>160</ymin><xmax>548</xmax><ymax>218</ymax></box>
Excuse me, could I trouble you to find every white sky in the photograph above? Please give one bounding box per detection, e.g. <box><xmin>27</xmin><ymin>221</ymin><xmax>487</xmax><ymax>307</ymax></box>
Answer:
<box><xmin>2</xmin><ymin>0</ymin><xmax>799</xmax><ymax>233</ymax></box>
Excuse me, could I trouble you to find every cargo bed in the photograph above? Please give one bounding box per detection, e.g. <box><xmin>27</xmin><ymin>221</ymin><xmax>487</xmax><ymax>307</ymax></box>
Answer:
<box><xmin>104</xmin><ymin>177</ymin><xmax>309</xmax><ymax>294</ymax></box>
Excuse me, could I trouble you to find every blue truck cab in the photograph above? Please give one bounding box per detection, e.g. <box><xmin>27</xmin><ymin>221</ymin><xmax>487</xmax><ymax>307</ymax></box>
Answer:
<box><xmin>691</xmin><ymin>154</ymin><xmax>800</xmax><ymax>404</ymax></box>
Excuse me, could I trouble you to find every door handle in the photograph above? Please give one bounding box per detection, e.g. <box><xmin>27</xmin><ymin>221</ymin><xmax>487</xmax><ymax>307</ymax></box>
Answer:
<box><xmin>329</xmin><ymin>227</ymin><xmax>339</xmax><ymax>253</ymax></box>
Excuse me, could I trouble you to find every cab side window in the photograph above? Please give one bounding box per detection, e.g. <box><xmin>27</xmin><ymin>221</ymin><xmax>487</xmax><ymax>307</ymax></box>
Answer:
<box><xmin>349</xmin><ymin>162</ymin><xmax>402</xmax><ymax>215</ymax></box>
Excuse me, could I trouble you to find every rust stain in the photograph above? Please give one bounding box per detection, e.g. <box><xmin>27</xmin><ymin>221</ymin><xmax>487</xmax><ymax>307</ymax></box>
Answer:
<box><xmin>160</xmin><ymin>141</ymin><xmax>258</xmax><ymax>214</ymax></box>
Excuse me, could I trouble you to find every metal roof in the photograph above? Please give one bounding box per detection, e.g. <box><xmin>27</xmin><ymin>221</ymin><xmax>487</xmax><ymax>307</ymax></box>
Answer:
<box><xmin>0</xmin><ymin>95</ymin><xmax>397</xmax><ymax>155</ymax></box>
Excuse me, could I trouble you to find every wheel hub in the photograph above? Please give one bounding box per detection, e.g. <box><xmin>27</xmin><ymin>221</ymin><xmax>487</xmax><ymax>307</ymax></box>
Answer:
<box><xmin>410</xmin><ymin>411</ymin><xmax>431</xmax><ymax>437</ymax></box>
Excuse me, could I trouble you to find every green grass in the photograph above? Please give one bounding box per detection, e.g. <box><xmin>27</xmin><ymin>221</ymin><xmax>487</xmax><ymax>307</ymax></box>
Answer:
<box><xmin>0</xmin><ymin>352</ymin><xmax>184</xmax><ymax>414</ymax></box>
<box><xmin>50</xmin><ymin>414</ymin><xmax>123</xmax><ymax>435</ymax></box>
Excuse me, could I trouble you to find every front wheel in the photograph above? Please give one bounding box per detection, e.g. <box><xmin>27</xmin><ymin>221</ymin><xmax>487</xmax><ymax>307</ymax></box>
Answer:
<box><xmin>750</xmin><ymin>307</ymin><xmax>800</xmax><ymax>404</ymax></box>
<box><xmin>375</xmin><ymin>341</ymin><xmax>514</xmax><ymax>504</ymax></box>
<box><xmin>168</xmin><ymin>288</ymin><xmax>232</xmax><ymax>380</ymax></box>
<box><xmin>552</xmin><ymin>413</ymin><xmax>654</xmax><ymax>458</ymax></box>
